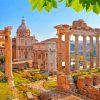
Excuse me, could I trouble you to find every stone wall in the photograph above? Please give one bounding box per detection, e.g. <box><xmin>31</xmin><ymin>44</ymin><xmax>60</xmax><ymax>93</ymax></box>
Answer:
<box><xmin>76</xmin><ymin>74</ymin><xmax>100</xmax><ymax>100</ymax></box>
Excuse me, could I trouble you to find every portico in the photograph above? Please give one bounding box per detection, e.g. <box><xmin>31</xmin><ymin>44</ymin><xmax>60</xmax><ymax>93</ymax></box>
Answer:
<box><xmin>54</xmin><ymin>20</ymin><xmax>100</xmax><ymax>91</ymax></box>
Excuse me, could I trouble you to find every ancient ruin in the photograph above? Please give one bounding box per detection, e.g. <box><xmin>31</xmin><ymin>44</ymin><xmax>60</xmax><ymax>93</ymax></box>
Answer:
<box><xmin>54</xmin><ymin>19</ymin><xmax>100</xmax><ymax>91</ymax></box>
<box><xmin>0</xmin><ymin>26</ymin><xmax>13</xmax><ymax>80</ymax></box>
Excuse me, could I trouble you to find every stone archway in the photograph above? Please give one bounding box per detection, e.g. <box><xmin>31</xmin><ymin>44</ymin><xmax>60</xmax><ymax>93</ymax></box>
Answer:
<box><xmin>0</xmin><ymin>26</ymin><xmax>13</xmax><ymax>81</ymax></box>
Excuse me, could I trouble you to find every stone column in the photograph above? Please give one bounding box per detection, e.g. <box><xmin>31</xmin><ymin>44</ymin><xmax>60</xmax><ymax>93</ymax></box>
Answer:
<box><xmin>44</xmin><ymin>52</ymin><xmax>47</xmax><ymax>70</ymax></box>
<box><xmin>89</xmin><ymin>36</ymin><xmax>94</xmax><ymax>68</ymax></box>
<box><xmin>46</xmin><ymin>52</ymin><xmax>48</xmax><ymax>70</ymax></box>
<box><xmin>33</xmin><ymin>52</ymin><xmax>34</xmax><ymax>62</ymax></box>
<box><xmin>65</xmin><ymin>31</ymin><xmax>70</xmax><ymax>75</ymax></box>
<box><xmin>41</xmin><ymin>53</ymin><xmax>42</xmax><ymax>69</ymax></box>
<box><xmin>57</xmin><ymin>34</ymin><xmax>62</xmax><ymax>74</ymax></box>
<box><xmin>96</xmin><ymin>35</ymin><xmax>99</xmax><ymax>68</ymax></box>
<box><xmin>36</xmin><ymin>51</ymin><xmax>37</xmax><ymax>67</ymax></box>
<box><xmin>44</xmin><ymin>52</ymin><xmax>46</xmax><ymax>67</ymax></box>
<box><xmin>4</xmin><ymin>27</ymin><xmax>13</xmax><ymax>80</ymax></box>
<box><xmin>74</xmin><ymin>35</ymin><xmax>79</xmax><ymax>71</ymax></box>
<box><xmin>83</xmin><ymin>35</ymin><xmax>87</xmax><ymax>69</ymax></box>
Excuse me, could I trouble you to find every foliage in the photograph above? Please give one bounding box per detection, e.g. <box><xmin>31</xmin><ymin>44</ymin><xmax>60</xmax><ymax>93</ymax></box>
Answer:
<box><xmin>0</xmin><ymin>82</ymin><xmax>14</xmax><ymax>100</ymax></box>
<box><xmin>17</xmin><ymin>85</ymin><xmax>41</xmax><ymax>97</ymax></box>
<box><xmin>0</xmin><ymin>71</ymin><xmax>4</xmax><ymax>76</ymax></box>
<box><xmin>43</xmin><ymin>81</ymin><xmax>57</xmax><ymax>90</ymax></box>
<box><xmin>13</xmin><ymin>70</ymin><xmax>48</xmax><ymax>85</ymax></box>
<box><xmin>13</xmin><ymin>71</ymin><xmax>30</xmax><ymax>85</ymax></box>
<box><xmin>29</xmin><ymin>69</ymin><xmax>48</xmax><ymax>81</ymax></box>
<box><xmin>28</xmin><ymin>0</ymin><xmax>100</xmax><ymax>14</ymax></box>
<box><xmin>70</xmin><ymin>68</ymin><xmax>100</xmax><ymax>77</ymax></box>
<box><xmin>32</xmin><ymin>73</ymin><xmax>48</xmax><ymax>81</ymax></box>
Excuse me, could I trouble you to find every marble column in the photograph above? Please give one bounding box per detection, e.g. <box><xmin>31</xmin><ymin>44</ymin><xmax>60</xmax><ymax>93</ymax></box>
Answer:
<box><xmin>74</xmin><ymin>35</ymin><xmax>79</xmax><ymax>71</ymax></box>
<box><xmin>96</xmin><ymin>35</ymin><xmax>99</xmax><ymax>68</ymax></box>
<box><xmin>90</xmin><ymin>36</ymin><xmax>94</xmax><ymax>68</ymax></box>
<box><xmin>57</xmin><ymin>34</ymin><xmax>62</xmax><ymax>74</ymax></box>
<box><xmin>83</xmin><ymin>35</ymin><xmax>87</xmax><ymax>69</ymax></box>
<box><xmin>65</xmin><ymin>31</ymin><xmax>70</xmax><ymax>75</ymax></box>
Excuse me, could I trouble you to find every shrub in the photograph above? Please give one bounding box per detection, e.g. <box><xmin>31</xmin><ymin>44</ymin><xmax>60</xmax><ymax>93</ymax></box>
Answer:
<box><xmin>43</xmin><ymin>81</ymin><xmax>57</xmax><ymax>90</ymax></box>
<box><xmin>32</xmin><ymin>73</ymin><xmax>48</xmax><ymax>81</ymax></box>
<box><xmin>0</xmin><ymin>82</ymin><xmax>14</xmax><ymax>99</ymax></box>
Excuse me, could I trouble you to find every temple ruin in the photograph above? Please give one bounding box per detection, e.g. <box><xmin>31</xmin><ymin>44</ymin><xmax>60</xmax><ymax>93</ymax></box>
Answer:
<box><xmin>54</xmin><ymin>19</ymin><xmax>100</xmax><ymax>91</ymax></box>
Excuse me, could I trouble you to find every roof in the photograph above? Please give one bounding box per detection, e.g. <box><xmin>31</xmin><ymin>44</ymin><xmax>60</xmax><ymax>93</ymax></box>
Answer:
<box><xmin>41</xmin><ymin>38</ymin><xmax>57</xmax><ymax>43</ymax></box>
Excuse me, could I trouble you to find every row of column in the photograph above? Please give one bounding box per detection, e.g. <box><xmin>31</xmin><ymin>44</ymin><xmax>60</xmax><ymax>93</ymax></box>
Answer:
<box><xmin>57</xmin><ymin>31</ymin><xmax>70</xmax><ymax>75</ymax></box>
<box><xmin>33</xmin><ymin>51</ymin><xmax>48</xmax><ymax>69</ymax></box>
<box><xmin>57</xmin><ymin>33</ymin><xmax>100</xmax><ymax>75</ymax></box>
<box><xmin>74</xmin><ymin>35</ymin><xmax>99</xmax><ymax>71</ymax></box>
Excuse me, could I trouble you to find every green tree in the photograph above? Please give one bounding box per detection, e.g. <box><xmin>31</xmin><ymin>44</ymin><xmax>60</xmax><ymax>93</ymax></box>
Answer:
<box><xmin>28</xmin><ymin>0</ymin><xmax>100</xmax><ymax>14</ymax></box>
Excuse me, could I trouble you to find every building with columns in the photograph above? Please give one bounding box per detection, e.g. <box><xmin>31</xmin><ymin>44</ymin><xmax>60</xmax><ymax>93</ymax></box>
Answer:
<box><xmin>54</xmin><ymin>19</ymin><xmax>100</xmax><ymax>91</ymax></box>
<box><xmin>13</xmin><ymin>18</ymin><xmax>38</xmax><ymax>61</ymax></box>
<box><xmin>12</xmin><ymin>19</ymin><xmax>59</xmax><ymax>72</ymax></box>
<box><xmin>55</xmin><ymin>19</ymin><xmax>100</xmax><ymax>75</ymax></box>
<box><xmin>32</xmin><ymin>38</ymin><xmax>58</xmax><ymax>72</ymax></box>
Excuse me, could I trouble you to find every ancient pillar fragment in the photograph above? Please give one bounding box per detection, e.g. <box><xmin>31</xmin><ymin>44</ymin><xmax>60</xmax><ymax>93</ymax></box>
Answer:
<box><xmin>96</xmin><ymin>35</ymin><xmax>99</xmax><ymax>68</ymax></box>
<box><xmin>89</xmin><ymin>36</ymin><xmax>94</xmax><ymax>68</ymax></box>
<box><xmin>65</xmin><ymin>31</ymin><xmax>70</xmax><ymax>75</ymax></box>
<box><xmin>83</xmin><ymin>35</ymin><xmax>87</xmax><ymax>69</ymax></box>
<box><xmin>44</xmin><ymin>52</ymin><xmax>47</xmax><ymax>67</ymax></box>
<box><xmin>4</xmin><ymin>26</ymin><xmax>13</xmax><ymax>79</ymax></box>
<box><xmin>57</xmin><ymin>33</ymin><xmax>62</xmax><ymax>74</ymax></box>
<box><xmin>74</xmin><ymin>35</ymin><xmax>79</xmax><ymax>71</ymax></box>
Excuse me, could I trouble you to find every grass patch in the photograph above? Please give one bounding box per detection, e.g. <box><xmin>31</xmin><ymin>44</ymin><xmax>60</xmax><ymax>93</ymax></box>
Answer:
<box><xmin>0</xmin><ymin>82</ymin><xmax>14</xmax><ymax>100</ymax></box>
<box><xmin>17</xmin><ymin>85</ymin><xmax>41</xmax><ymax>97</ymax></box>
<box><xmin>43</xmin><ymin>81</ymin><xmax>57</xmax><ymax>90</ymax></box>
<box><xmin>13</xmin><ymin>71</ymin><xmax>31</xmax><ymax>85</ymax></box>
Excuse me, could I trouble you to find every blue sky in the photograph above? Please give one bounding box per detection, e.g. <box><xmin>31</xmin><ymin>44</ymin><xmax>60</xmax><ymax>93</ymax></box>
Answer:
<box><xmin>0</xmin><ymin>0</ymin><xmax>100</xmax><ymax>41</ymax></box>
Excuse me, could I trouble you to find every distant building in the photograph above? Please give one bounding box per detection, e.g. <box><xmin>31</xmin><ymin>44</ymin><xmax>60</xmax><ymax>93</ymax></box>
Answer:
<box><xmin>12</xmin><ymin>18</ymin><xmax>38</xmax><ymax>61</ymax></box>
<box><xmin>12</xmin><ymin>18</ymin><xmax>58</xmax><ymax>72</ymax></box>
<box><xmin>32</xmin><ymin>38</ymin><xmax>57</xmax><ymax>72</ymax></box>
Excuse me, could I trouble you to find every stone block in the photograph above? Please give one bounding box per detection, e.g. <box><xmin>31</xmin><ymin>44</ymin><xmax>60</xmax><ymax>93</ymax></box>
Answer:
<box><xmin>77</xmin><ymin>77</ymin><xmax>85</xmax><ymax>89</ymax></box>
<box><xmin>93</xmin><ymin>74</ymin><xmax>100</xmax><ymax>85</ymax></box>
<box><xmin>57</xmin><ymin>74</ymin><xmax>70</xmax><ymax>92</ymax></box>
<box><xmin>84</xmin><ymin>76</ymin><xmax>93</xmax><ymax>86</ymax></box>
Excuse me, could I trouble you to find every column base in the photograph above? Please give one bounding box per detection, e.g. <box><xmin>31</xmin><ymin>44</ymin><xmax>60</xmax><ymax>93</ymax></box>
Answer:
<box><xmin>57</xmin><ymin>74</ymin><xmax>71</xmax><ymax>92</ymax></box>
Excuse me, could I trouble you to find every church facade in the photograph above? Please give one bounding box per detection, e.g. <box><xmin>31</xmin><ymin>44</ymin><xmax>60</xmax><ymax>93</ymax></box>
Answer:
<box><xmin>13</xmin><ymin>18</ymin><xmax>38</xmax><ymax>61</ymax></box>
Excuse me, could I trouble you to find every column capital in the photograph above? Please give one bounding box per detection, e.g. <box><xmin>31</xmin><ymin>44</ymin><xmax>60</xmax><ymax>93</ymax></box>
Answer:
<box><xmin>82</xmin><ymin>35</ymin><xmax>86</xmax><ymax>38</ymax></box>
<box><xmin>88</xmin><ymin>35</ymin><xmax>93</xmax><ymax>38</ymax></box>
<box><xmin>73</xmin><ymin>34</ymin><xmax>79</xmax><ymax>37</ymax></box>
<box><xmin>4</xmin><ymin>26</ymin><xmax>12</xmax><ymax>36</ymax></box>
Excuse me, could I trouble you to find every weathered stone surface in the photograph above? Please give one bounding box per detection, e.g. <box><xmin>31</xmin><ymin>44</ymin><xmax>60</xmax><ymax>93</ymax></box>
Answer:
<box><xmin>57</xmin><ymin>74</ymin><xmax>70</xmax><ymax>92</ymax></box>
<box><xmin>84</xmin><ymin>76</ymin><xmax>93</xmax><ymax>86</ymax></box>
<box><xmin>93</xmin><ymin>74</ymin><xmax>100</xmax><ymax>85</ymax></box>
<box><xmin>77</xmin><ymin>77</ymin><xmax>85</xmax><ymax>89</ymax></box>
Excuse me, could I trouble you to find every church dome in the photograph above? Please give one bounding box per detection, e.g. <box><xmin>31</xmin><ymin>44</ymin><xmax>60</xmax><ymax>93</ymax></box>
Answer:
<box><xmin>17</xmin><ymin>18</ymin><xmax>30</xmax><ymax>37</ymax></box>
